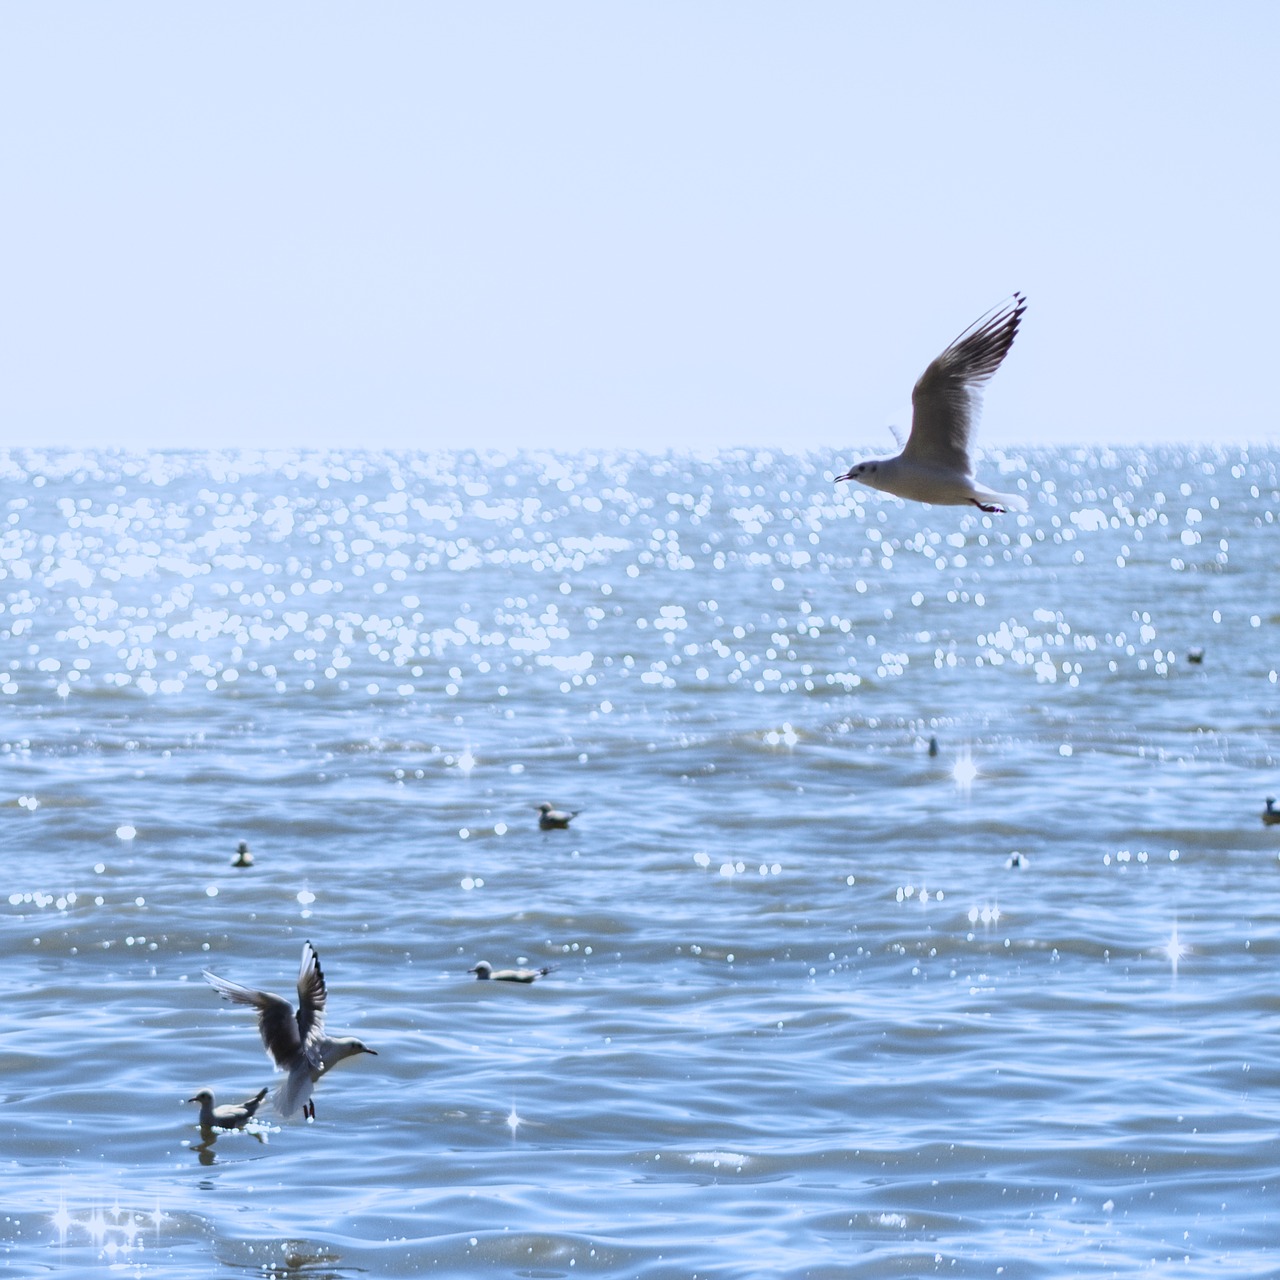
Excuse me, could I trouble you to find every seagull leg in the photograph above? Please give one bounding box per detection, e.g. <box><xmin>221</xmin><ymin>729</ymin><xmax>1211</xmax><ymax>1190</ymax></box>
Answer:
<box><xmin>971</xmin><ymin>499</ymin><xmax>1006</xmax><ymax>514</ymax></box>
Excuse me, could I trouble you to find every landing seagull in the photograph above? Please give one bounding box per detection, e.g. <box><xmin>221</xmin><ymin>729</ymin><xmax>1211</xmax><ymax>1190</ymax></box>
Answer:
<box><xmin>203</xmin><ymin>941</ymin><xmax>376</xmax><ymax>1120</ymax></box>
<box><xmin>837</xmin><ymin>294</ymin><xmax>1028</xmax><ymax>513</ymax></box>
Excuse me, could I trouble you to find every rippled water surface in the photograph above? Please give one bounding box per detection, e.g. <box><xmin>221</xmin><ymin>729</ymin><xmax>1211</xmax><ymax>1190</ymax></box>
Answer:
<box><xmin>3</xmin><ymin>446</ymin><xmax>1279</xmax><ymax>1277</ymax></box>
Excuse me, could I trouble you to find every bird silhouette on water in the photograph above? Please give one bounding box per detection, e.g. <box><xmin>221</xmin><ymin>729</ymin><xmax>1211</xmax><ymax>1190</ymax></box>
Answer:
<box><xmin>203</xmin><ymin>940</ymin><xmax>376</xmax><ymax>1120</ymax></box>
<box><xmin>232</xmin><ymin>841</ymin><xmax>254</xmax><ymax>867</ymax></box>
<box><xmin>187</xmin><ymin>1086</ymin><xmax>269</xmax><ymax>1130</ymax></box>
<box><xmin>469</xmin><ymin>960</ymin><xmax>554</xmax><ymax>983</ymax></box>
<box><xmin>837</xmin><ymin>295</ymin><xmax>1028</xmax><ymax>513</ymax></box>
<box><xmin>1264</xmin><ymin>798</ymin><xmax>1280</xmax><ymax>827</ymax></box>
<box><xmin>537</xmin><ymin>802</ymin><xmax>579</xmax><ymax>831</ymax></box>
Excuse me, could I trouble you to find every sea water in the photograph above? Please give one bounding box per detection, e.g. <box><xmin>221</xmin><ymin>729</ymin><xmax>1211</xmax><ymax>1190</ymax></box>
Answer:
<box><xmin>2</xmin><ymin>445</ymin><xmax>1278</xmax><ymax>1277</ymax></box>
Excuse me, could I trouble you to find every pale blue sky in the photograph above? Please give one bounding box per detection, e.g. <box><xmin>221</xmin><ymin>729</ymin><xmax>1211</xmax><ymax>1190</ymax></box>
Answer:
<box><xmin>1</xmin><ymin>4</ymin><xmax>1275</xmax><ymax>454</ymax></box>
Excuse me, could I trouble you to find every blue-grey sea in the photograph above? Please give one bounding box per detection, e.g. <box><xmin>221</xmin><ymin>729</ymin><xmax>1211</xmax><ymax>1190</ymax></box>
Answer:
<box><xmin>2</xmin><ymin>446</ymin><xmax>1279</xmax><ymax>1278</ymax></box>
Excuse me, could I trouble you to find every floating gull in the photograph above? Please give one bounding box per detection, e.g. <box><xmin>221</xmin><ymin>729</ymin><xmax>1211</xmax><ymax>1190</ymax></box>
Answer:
<box><xmin>1263</xmin><ymin>798</ymin><xmax>1280</xmax><ymax>827</ymax></box>
<box><xmin>232</xmin><ymin>841</ymin><xmax>254</xmax><ymax>867</ymax></box>
<box><xmin>187</xmin><ymin>1086</ymin><xmax>268</xmax><ymax>1130</ymax></box>
<box><xmin>203</xmin><ymin>941</ymin><xmax>376</xmax><ymax>1120</ymax></box>
<box><xmin>1187</xmin><ymin>646</ymin><xmax>1205</xmax><ymax>665</ymax></box>
<box><xmin>537</xmin><ymin>802</ymin><xmax>579</xmax><ymax>831</ymax></box>
<box><xmin>837</xmin><ymin>294</ymin><xmax>1028</xmax><ymax>513</ymax></box>
<box><xmin>469</xmin><ymin>960</ymin><xmax>554</xmax><ymax>983</ymax></box>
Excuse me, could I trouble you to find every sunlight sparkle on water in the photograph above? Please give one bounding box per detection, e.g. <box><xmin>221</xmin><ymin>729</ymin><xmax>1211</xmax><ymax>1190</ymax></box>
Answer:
<box><xmin>951</xmin><ymin>753</ymin><xmax>978</xmax><ymax>794</ymax></box>
<box><xmin>1162</xmin><ymin>922</ymin><xmax>1190</xmax><ymax>979</ymax></box>
<box><xmin>50</xmin><ymin>1196</ymin><xmax>71</xmax><ymax>1243</ymax></box>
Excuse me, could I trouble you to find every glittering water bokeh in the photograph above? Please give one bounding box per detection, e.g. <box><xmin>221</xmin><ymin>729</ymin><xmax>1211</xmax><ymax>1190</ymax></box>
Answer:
<box><xmin>3</xmin><ymin>446</ymin><xmax>1279</xmax><ymax>1277</ymax></box>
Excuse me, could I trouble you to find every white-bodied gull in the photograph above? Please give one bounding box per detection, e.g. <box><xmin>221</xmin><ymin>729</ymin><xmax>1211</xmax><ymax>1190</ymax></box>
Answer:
<box><xmin>837</xmin><ymin>294</ymin><xmax>1028</xmax><ymax>513</ymax></box>
<box><xmin>537</xmin><ymin>802</ymin><xmax>579</xmax><ymax>831</ymax></box>
<box><xmin>469</xmin><ymin>960</ymin><xmax>554</xmax><ymax>983</ymax></box>
<box><xmin>203</xmin><ymin>940</ymin><xmax>376</xmax><ymax>1120</ymax></box>
<box><xmin>187</xmin><ymin>1086</ymin><xmax>269</xmax><ymax>1130</ymax></box>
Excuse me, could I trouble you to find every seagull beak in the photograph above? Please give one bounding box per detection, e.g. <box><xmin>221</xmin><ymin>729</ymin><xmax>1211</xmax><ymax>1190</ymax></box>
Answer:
<box><xmin>363</xmin><ymin>1047</ymin><xmax>378</xmax><ymax>1056</ymax></box>
<box><xmin>835</xmin><ymin>468</ymin><xmax>853</xmax><ymax>483</ymax></box>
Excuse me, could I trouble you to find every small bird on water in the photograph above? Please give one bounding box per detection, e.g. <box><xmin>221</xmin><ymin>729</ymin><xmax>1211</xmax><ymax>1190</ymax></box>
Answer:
<box><xmin>537</xmin><ymin>802</ymin><xmax>579</xmax><ymax>830</ymax></box>
<box><xmin>187</xmin><ymin>1086</ymin><xmax>269</xmax><ymax>1130</ymax></box>
<box><xmin>836</xmin><ymin>294</ymin><xmax>1029</xmax><ymax>513</ymax></box>
<box><xmin>469</xmin><ymin>960</ymin><xmax>554</xmax><ymax>984</ymax></box>
<box><xmin>232</xmin><ymin>841</ymin><xmax>254</xmax><ymax>867</ymax></box>
<box><xmin>203</xmin><ymin>941</ymin><xmax>376</xmax><ymax>1120</ymax></box>
<box><xmin>1263</xmin><ymin>798</ymin><xmax>1280</xmax><ymax>827</ymax></box>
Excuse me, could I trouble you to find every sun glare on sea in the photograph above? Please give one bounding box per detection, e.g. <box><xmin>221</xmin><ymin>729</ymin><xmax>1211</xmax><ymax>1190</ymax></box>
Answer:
<box><xmin>952</xmin><ymin>752</ymin><xmax>978</xmax><ymax>795</ymax></box>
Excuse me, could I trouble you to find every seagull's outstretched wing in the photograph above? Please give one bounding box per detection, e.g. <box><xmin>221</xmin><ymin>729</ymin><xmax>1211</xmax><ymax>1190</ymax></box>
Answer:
<box><xmin>295</xmin><ymin>940</ymin><xmax>328</xmax><ymax>1058</ymax></box>
<box><xmin>903</xmin><ymin>294</ymin><xmax>1026</xmax><ymax>474</ymax></box>
<box><xmin>204</xmin><ymin>968</ymin><xmax>305</xmax><ymax>1069</ymax></box>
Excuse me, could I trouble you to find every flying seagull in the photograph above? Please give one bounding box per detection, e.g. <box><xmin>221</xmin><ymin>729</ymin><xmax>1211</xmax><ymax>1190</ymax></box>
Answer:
<box><xmin>203</xmin><ymin>941</ymin><xmax>376</xmax><ymax>1120</ymax></box>
<box><xmin>837</xmin><ymin>294</ymin><xmax>1028</xmax><ymax>513</ymax></box>
<box><xmin>186</xmin><ymin>1086</ymin><xmax>269</xmax><ymax>1131</ymax></box>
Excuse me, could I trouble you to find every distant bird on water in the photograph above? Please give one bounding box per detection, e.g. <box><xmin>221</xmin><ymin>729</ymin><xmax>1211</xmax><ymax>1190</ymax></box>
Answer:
<box><xmin>187</xmin><ymin>1086</ymin><xmax>268</xmax><ymax>1131</ymax></box>
<box><xmin>1187</xmin><ymin>647</ymin><xmax>1205</xmax><ymax>665</ymax></box>
<box><xmin>232</xmin><ymin>841</ymin><xmax>254</xmax><ymax>867</ymax></box>
<box><xmin>1264</xmin><ymin>798</ymin><xmax>1280</xmax><ymax>827</ymax></box>
<box><xmin>537</xmin><ymin>802</ymin><xmax>579</xmax><ymax>830</ymax></box>
<box><xmin>836</xmin><ymin>294</ymin><xmax>1029</xmax><ymax>514</ymax></box>
<box><xmin>469</xmin><ymin>960</ymin><xmax>554</xmax><ymax>984</ymax></box>
<box><xmin>203</xmin><ymin>941</ymin><xmax>376</xmax><ymax>1120</ymax></box>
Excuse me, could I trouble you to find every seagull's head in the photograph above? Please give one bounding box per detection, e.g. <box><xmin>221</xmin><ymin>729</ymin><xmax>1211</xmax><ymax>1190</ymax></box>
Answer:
<box><xmin>470</xmin><ymin>961</ymin><xmax>493</xmax><ymax>980</ymax></box>
<box><xmin>187</xmin><ymin>1089</ymin><xmax>214</xmax><ymax>1105</ymax></box>
<box><xmin>836</xmin><ymin>460</ymin><xmax>884</xmax><ymax>487</ymax></box>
